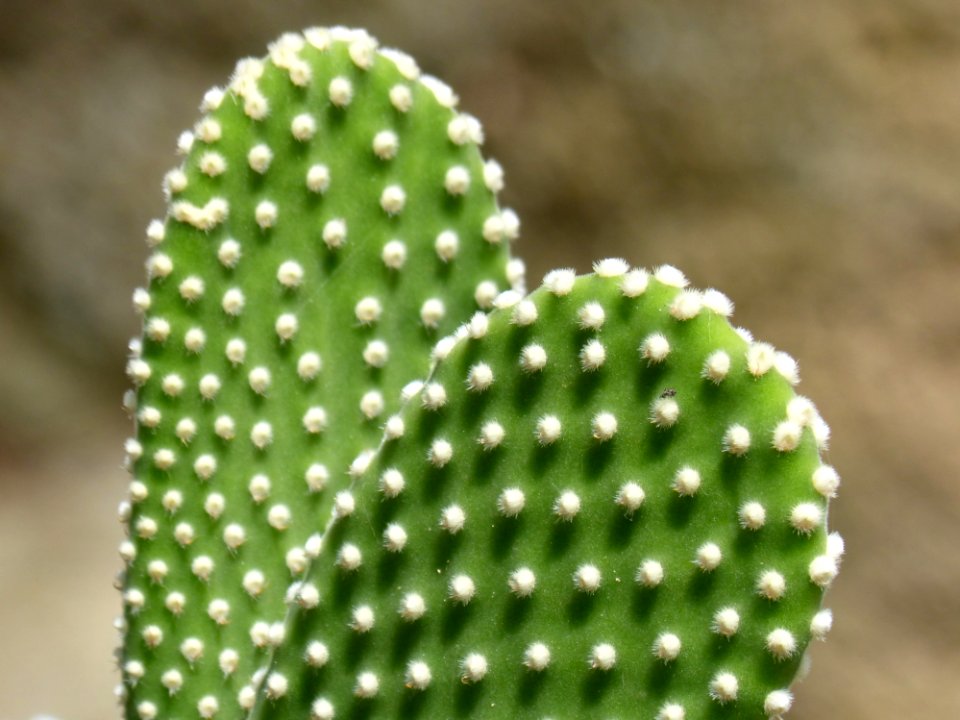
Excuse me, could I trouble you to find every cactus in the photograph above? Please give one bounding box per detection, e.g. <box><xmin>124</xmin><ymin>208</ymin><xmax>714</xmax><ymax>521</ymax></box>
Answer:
<box><xmin>120</xmin><ymin>27</ymin><xmax>518</xmax><ymax>719</ymax></box>
<box><xmin>119</xmin><ymin>27</ymin><xmax>840</xmax><ymax>720</ymax></box>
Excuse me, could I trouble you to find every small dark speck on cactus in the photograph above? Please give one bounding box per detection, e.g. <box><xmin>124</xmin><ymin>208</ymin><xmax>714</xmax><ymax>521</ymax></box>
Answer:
<box><xmin>118</xmin><ymin>25</ymin><xmax>841</xmax><ymax>720</ymax></box>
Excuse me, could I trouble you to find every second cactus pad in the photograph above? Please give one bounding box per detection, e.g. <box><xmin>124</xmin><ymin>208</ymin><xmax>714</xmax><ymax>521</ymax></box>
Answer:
<box><xmin>256</xmin><ymin>263</ymin><xmax>839</xmax><ymax>719</ymax></box>
<box><xmin>121</xmin><ymin>27</ymin><xmax>517</xmax><ymax>719</ymax></box>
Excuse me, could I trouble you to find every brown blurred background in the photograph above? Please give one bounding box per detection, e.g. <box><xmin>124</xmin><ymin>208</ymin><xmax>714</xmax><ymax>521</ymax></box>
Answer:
<box><xmin>1</xmin><ymin>0</ymin><xmax>958</xmax><ymax>717</ymax></box>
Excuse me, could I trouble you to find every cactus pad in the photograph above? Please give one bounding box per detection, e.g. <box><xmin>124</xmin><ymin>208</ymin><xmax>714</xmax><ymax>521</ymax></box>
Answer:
<box><xmin>120</xmin><ymin>27</ymin><xmax>518</xmax><ymax>719</ymax></box>
<box><xmin>254</xmin><ymin>265</ymin><xmax>840</xmax><ymax>719</ymax></box>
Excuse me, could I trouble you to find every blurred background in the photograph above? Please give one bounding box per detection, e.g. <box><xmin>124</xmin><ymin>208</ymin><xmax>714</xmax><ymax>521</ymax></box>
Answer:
<box><xmin>1</xmin><ymin>0</ymin><xmax>958</xmax><ymax>717</ymax></box>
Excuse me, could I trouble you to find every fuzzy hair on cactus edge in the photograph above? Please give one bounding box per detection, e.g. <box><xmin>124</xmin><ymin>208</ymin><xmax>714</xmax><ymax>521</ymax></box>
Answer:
<box><xmin>118</xmin><ymin>26</ymin><xmax>841</xmax><ymax>720</ymax></box>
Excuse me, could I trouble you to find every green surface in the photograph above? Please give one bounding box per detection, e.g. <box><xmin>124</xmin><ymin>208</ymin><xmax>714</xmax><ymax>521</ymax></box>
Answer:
<box><xmin>120</xmin><ymin>26</ymin><xmax>838</xmax><ymax>720</ymax></box>
<box><xmin>122</xmin><ymin>27</ymin><xmax>515</xmax><ymax>719</ymax></box>
<box><xmin>256</xmin><ymin>270</ymin><xmax>836</xmax><ymax>719</ymax></box>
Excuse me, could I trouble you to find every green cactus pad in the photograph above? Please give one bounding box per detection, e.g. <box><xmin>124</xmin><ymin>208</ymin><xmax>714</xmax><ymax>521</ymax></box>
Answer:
<box><xmin>256</xmin><ymin>264</ymin><xmax>839</xmax><ymax>719</ymax></box>
<box><xmin>120</xmin><ymin>27</ymin><xmax>519</xmax><ymax>719</ymax></box>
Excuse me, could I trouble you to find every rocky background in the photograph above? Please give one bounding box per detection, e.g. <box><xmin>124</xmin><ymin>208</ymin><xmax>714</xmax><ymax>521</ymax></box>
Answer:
<box><xmin>1</xmin><ymin>0</ymin><xmax>958</xmax><ymax>717</ymax></box>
